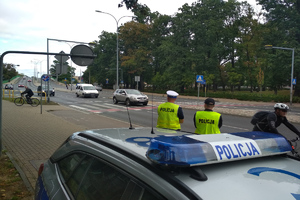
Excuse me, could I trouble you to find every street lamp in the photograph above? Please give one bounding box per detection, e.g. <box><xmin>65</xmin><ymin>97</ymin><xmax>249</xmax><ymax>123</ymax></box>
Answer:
<box><xmin>95</xmin><ymin>10</ymin><xmax>135</xmax><ymax>89</ymax></box>
<box><xmin>265</xmin><ymin>45</ymin><xmax>295</xmax><ymax>106</ymax></box>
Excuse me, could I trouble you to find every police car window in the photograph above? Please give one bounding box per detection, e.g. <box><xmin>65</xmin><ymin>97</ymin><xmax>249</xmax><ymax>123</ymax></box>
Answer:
<box><xmin>76</xmin><ymin>157</ymin><xmax>131</xmax><ymax>200</ymax></box>
<box><xmin>58</xmin><ymin>153</ymin><xmax>85</xmax><ymax>181</ymax></box>
<box><xmin>58</xmin><ymin>153</ymin><xmax>164</xmax><ymax>200</ymax></box>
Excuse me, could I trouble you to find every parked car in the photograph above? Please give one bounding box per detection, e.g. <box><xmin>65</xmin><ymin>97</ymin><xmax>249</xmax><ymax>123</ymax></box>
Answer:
<box><xmin>37</xmin><ymin>85</ymin><xmax>55</xmax><ymax>96</ymax></box>
<box><xmin>35</xmin><ymin>128</ymin><xmax>300</xmax><ymax>200</ymax></box>
<box><xmin>94</xmin><ymin>85</ymin><xmax>102</xmax><ymax>91</ymax></box>
<box><xmin>4</xmin><ymin>84</ymin><xmax>13</xmax><ymax>90</ymax></box>
<box><xmin>75</xmin><ymin>84</ymin><xmax>99</xmax><ymax>98</ymax></box>
<box><xmin>113</xmin><ymin>89</ymin><xmax>148</xmax><ymax>106</ymax></box>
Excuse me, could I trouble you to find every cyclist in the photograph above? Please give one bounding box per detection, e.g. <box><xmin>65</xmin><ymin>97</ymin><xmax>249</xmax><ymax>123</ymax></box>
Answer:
<box><xmin>252</xmin><ymin>103</ymin><xmax>300</xmax><ymax>139</ymax></box>
<box><xmin>21</xmin><ymin>86</ymin><xmax>34</xmax><ymax>104</ymax></box>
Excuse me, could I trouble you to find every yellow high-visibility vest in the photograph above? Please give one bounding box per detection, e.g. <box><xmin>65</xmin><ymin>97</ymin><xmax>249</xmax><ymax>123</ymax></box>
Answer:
<box><xmin>157</xmin><ymin>102</ymin><xmax>181</xmax><ymax>130</ymax></box>
<box><xmin>195</xmin><ymin>111</ymin><xmax>221</xmax><ymax>134</ymax></box>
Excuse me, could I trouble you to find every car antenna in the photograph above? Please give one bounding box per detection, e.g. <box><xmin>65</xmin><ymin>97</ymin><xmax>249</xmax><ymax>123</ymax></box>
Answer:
<box><xmin>126</xmin><ymin>105</ymin><xmax>135</xmax><ymax>129</ymax></box>
<box><xmin>151</xmin><ymin>92</ymin><xmax>155</xmax><ymax>134</ymax></box>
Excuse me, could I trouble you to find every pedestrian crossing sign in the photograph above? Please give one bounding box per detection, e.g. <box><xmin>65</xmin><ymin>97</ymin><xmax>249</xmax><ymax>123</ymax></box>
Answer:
<box><xmin>292</xmin><ymin>79</ymin><xmax>296</xmax><ymax>85</ymax></box>
<box><xmin>196</xmin><ymin>75</ymin><xmax>204</xmax><ymax>83</ymax></box>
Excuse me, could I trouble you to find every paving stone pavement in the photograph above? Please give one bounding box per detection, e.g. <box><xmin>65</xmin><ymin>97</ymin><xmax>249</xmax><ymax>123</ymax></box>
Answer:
<box><xmin>1</xmin><ymin>99</ymin><xmax>132</xmax><ymax>192</ymax></box>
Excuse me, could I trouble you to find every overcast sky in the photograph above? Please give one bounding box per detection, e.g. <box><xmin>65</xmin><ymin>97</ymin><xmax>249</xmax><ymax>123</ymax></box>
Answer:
<box><xmin>0</xmin><ymin>0</ymin><xmax>259</xmax><ymax>77</ymax></box>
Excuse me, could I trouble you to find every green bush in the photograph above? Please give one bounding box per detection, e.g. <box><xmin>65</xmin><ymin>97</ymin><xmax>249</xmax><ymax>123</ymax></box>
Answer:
<box><xmin>179</xmin><ymin>90</ymin><xmax>298</xmax><ymax>103</ymax></box>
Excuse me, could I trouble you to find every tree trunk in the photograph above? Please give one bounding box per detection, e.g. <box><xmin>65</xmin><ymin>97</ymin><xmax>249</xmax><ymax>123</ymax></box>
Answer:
<box><xmin>274</xmin><ymin>87</ymin><xmax>278</xmax><ymax>95</ymax></box>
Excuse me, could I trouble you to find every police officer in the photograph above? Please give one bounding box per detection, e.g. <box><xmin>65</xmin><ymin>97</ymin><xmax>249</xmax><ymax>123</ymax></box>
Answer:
<box><xmin>157</xmin><ymin>90</ymin><xmax>184</xmax><ymax>130</ymax></box>
<box><xmin>194</xmin><ymin>98</ymin><xmax>222</xmax><ymax>134</ymax></box>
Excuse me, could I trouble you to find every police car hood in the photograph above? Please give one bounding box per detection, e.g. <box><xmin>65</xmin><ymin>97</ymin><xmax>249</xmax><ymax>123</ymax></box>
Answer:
<box><xmin>77</xmin><ymin>128</ymin><xmax>300</xmax><ymax>200</ymax></box>
<box><xmin>180</xmin><ymin>156</ymin><xmax>300</xmax><ymax>200</ymax></box>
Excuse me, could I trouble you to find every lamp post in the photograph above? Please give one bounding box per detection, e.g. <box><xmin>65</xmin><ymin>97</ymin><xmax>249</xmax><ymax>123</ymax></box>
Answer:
<box><xmin>95</xmin><ymin>10</ymin><xmax>135</xmax><ymax>89</ymax></box>
<box><xmin>265</xmin><ymin>45</ymin><xmax>295</xmax><ymax>106</ymax></box>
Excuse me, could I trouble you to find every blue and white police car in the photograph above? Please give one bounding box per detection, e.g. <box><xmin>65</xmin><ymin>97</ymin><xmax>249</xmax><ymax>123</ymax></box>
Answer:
<box><xmin>35</xmin><ymin>128</ymin><xmax>300</xmax><ymax>200</ymax></box>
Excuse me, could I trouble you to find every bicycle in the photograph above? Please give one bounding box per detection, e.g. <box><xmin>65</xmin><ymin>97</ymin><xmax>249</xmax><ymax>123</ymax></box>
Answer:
<box><xmin>14</xmin><ymin>95</ymin><xmax>40</xmax><ymax>107</ymax></box>
<box><xmin>288</xmin><ymin>137</ymin><xmax>300</xmax><ymax>159</ymax></box>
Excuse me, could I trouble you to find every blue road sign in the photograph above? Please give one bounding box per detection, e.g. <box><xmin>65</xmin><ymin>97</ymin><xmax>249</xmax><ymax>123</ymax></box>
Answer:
<box><xmin>42</xmin><ymin>75</ymin><xmax>49</xmax><ymax>82</ymax></box>
<box><xmin>293</xmin><ymin>79</ymin><xmax>296</xmax><ymax>85</ymax></box>
<box><xmin>196</xmin><ymin>75</ymin><xmax>205</xmax><ymax>84</ymax></box>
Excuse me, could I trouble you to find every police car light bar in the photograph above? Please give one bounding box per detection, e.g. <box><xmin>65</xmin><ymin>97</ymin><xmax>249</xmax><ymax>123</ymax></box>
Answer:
<box><xmin>146</xmin><ymin>131</ymin><xmax>292</xmax><ymax>167</ymax></box>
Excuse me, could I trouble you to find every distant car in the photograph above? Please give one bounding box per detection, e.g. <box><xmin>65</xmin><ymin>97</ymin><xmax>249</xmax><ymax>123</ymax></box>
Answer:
<box><xmin>37</xmin><ymin>85</ymin><xmax>55</xmax><ymax>96</ymax></box>
<box><xmin>35</xmin><ymin>128</ymin><xmax>300</xmax><ymax>200</ymax></box>
<box><xmin>75</xmin><ymin>84</ymin><xmax>99</xmax><ymax>98</ymax></box>
<box><xmin>95</xmin><ymin>85</ymin><xmax>102</xmax><ymax>91</ymax></box>
<box><xmin>113</xmin><ymin>89</ymin><xmax>148</xmax><ymax>106</ymax></box>
<box><xmin>27</xmin><ymin>80</ymin><xmax>32</xmax><ymax>82</ymax></box>
<box><xmin>4</xmin><ymin>84</ymin><xmax>13</xmax><ymax>90</ymax></box>
<box><xmin>18</xmin><ymin>84</ymin><xmax>24</xmax><ymax>87</ymax></box>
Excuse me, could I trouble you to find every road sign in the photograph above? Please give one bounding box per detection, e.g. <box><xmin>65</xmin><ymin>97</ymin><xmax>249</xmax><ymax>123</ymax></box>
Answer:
<box><xmin>55</xmin><ymin>51</ymin><xmax>69</xmax><ymax>63</ymax></box>
<box><xmin>55</xmin><ymin>63</ymin><xmax>68</xmax><ymax>75</ymax></box>
<box><xmin>42</xmin><ymin>75</ymin><xmax>49</xmax><ymax>82</ymax></box>
<box><xmin>70</xmin><ymin>45</ymin><xmax>94</xmax><ymax>66</ymax></box>
<box><xmin>196</xmin><ymin>75</ymin><xmax>205</xmax><ymax>84</ymax></box>
<box><xmin>293</xmin><ymin>79</ymin><xmax>296</xmax><ymax>85</ymax></box>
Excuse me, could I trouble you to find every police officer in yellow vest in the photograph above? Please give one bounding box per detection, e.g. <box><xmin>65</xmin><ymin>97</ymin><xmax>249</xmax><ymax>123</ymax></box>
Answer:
<box><xmin>194</xmin><ymin>98</ymin><xmax>222</xmax><ymax>134</ymax></box>
<box><xmin>157</xmin><ymin>90</ymin><xmax>184</xmax><ymax>130</ymax></box>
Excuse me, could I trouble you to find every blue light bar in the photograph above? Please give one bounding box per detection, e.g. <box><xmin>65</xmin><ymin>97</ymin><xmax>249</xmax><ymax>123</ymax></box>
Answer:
<box><xmin>146</xmin><ymin>132</ymin><xmax>292</xmax><ymax>167</ymax></box>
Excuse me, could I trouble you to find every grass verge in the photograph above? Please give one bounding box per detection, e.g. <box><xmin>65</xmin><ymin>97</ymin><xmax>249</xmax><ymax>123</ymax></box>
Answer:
<box><xmin>0</xmin><ymin>150</ymin><xmax>33</xmax><ymax>200</ymax></box>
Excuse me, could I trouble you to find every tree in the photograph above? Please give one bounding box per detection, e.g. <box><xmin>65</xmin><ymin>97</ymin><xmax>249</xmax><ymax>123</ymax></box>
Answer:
<box><xmin>87</xmin><ymin>31</ymin><xmax>118</xmax><ymax>88</ymax></box>
<box><xmin>49</xmin><ymin>60</ymin><xmax>74</xmax><ymax>83</ymax></box>
<box><xmin>257</xmin><ymin>0</ymin><xmax>300</xmax><ymax>95</ymax></box>
<box><xmin>2</xmin><ymin>63</ymin><xmax>18</xmax><ymax>80</ymax></box>
<box><xmin>119</xmin><ymin>21</ymin><xmax>152</xmax><ymax>90</ymax></box>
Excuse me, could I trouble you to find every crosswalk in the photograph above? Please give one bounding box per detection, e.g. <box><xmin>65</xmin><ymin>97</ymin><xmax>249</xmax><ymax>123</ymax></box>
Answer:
<box><xmin>68</xmin><ymin>102</ymin><xmax>156</xmax><ymax>114</ymax></box>
<box><xmin>66</xmin><ymin>100</ymin><xmax>295</xmax><ymax>116</ymax></box>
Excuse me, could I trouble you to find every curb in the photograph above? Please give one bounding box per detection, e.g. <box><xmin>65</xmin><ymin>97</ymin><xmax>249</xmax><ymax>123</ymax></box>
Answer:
<box><xmin>4</xmin><ymin>150</ymin><xmax>34</xmax><ymax>193</ymax></box>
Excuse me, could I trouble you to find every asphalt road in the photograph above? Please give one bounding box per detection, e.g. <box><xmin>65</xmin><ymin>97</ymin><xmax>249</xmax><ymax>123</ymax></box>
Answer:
<box><xmin>50</xmin><ymin>88</ymin><xmax>300</xmax><ymax>140</ymax></box>
<box><xmin>8</xmin><ymin>77</ymin><xmax>300</xmax><ymax>141</ymax></box>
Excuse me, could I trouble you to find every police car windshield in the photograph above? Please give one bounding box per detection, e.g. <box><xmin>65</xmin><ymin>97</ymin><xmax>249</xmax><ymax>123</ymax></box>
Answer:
<box><xmin>126</xmin><ymin>90</ymin><xmax>142</xmax><ymax>95</ymax></box>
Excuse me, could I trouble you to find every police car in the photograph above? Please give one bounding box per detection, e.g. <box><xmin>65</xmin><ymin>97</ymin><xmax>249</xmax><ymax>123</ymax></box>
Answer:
<box><xmin>35</xmin><ymin>128</ymin><xmax>300</xmax><ymax>200</ymax></box>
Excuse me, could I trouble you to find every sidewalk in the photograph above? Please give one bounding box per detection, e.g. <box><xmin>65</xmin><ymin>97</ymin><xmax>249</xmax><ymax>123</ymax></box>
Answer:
<box><xmin>2</xmin><ymin>100</ymin><xmax>134</xmax><ymax>192</ymax></box>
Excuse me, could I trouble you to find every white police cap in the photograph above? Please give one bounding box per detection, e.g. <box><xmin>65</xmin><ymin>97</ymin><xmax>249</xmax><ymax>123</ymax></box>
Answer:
<box><xmin>166</xmin><ymin>90</ymin><xmax>179</xmax><ymax>98</ymax></box>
